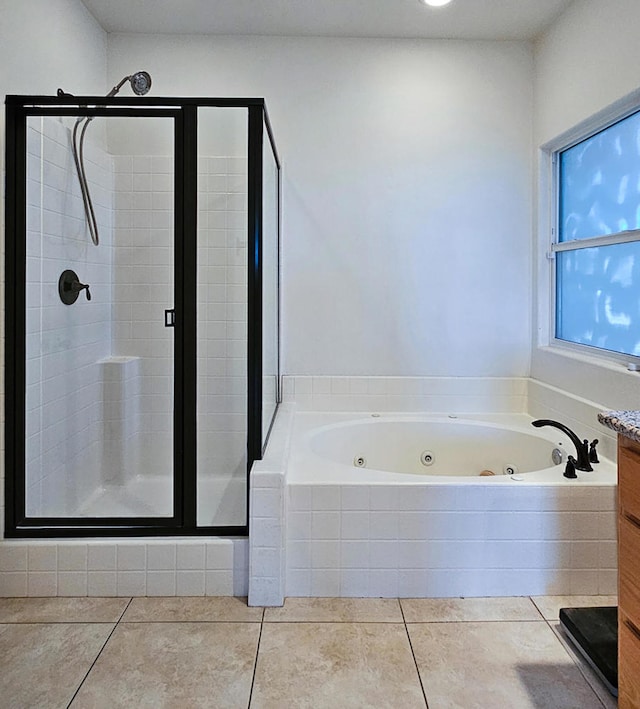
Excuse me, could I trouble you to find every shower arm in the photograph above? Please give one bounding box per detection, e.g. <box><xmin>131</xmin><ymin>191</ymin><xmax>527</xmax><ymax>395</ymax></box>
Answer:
<box><xmin>107</xmin><ymin>76</ymin><xmax>132</xmax><ymax>98</ymax></box>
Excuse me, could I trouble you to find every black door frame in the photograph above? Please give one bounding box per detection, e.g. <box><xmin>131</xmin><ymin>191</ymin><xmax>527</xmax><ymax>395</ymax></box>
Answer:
<box><xmin>4</xmin><ymin>95</ymin><xmax>281</xmax><ymax>538</ymax></box>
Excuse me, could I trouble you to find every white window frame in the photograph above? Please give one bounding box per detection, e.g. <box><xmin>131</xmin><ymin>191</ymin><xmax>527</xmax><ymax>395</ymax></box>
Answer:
<box><xmin>539</xmin><ymin>88</ymin><xmax>640</xmax><ymax>368</ymax></box>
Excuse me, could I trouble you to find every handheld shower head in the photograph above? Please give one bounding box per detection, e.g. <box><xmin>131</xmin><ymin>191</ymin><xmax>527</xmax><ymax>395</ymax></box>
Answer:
<box><xmin>69</xmin><ymin>70</ymin><xmax>153</xmax><ymax>247</ymax></box>
<box><xmin>107</xmin><ymin>71</ymin><xmax>152</xmax><ymax>97</ymax></box>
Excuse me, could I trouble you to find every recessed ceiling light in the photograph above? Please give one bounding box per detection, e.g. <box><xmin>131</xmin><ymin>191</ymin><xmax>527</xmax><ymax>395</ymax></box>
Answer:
<box><xmin>421</xmin><ymin>0</ymin><xmax>453</xmax><ymax>7</ymax></box>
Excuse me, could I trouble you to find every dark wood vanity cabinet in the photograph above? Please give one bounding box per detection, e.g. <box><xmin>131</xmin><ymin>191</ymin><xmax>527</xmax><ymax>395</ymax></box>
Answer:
<box><xmin>618</xmin><ymin>435</ymin><xmax>640</xmax><ymax>708</ymax></box>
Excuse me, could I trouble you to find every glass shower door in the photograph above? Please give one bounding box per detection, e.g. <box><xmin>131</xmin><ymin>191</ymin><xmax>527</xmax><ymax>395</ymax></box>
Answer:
<box><xmin>195</xmin><ymin>107</ymin><xmax>249</xmax><ymax>527</ymax></box>
<box><xmin>24</xmin><ymin>112</ymin><xmax>177</xmax><ymax>520</ymax></box>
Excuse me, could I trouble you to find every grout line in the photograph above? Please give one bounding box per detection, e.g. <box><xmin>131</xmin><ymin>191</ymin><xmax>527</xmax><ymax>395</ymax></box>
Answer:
<box><xmin>115</xmin><ymin>597</ymin><xmax>133</xmax><ymax>624</ymax></box>
<box><xmin>528</xmin><ymin>595</ymin><xmax>548</xmax><ymax>621</ymax></box>
<box><xmin>399</xmin><ymin>601</ymin><xmax>429</xmax><ymax>709</ymax></box>
<box><xmin>65</xmin><ymin>597</ymin><xmax>133</xmax><ymax>709</ymax></box>
<box><xmin>246</xmin><ymin>608</ymin><xmax>265</xmax><ymax>709</ymax></box>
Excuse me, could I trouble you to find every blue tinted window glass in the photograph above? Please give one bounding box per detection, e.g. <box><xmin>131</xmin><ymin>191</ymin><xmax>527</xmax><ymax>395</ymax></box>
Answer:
<box><xmin>559</xmin><ymin>110</ymin><xmax>640</xmax><ymax>242</ymax></box>
<box><xmin>556</xmin><ymin>242</ymin><xmax>640</xmax><ymax>356</ymax></box>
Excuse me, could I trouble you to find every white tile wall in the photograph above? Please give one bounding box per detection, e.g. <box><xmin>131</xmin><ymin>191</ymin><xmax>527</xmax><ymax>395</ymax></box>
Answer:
<box><xmin>528</xmin><ymin>378</ymin><xmax>618</xmax><ymax>462</ymax></box>
<box><xmin>25</xmin><ymin>116</ymin><xmax>114</xmax><ymax>517</ymax></box>
<box><xmin>196</xmin><ymin>156</ymin><xmax>248</xmax><ymax>526</ymax></box>
<box><xmin>112</xmin><ymin>154</ymin><xmax>174</xmax><ymax>486</ymax></box>
<box><xmin>248</xmin><ymin>405</ymin><xmax>294</xmax><ymax>606</ymax></box>
<box><xmin>285</xmin><ymin>482</ymin><xmax>617</xmax><ymax>598</ymax></box>
<box><xmin>0</xmin><ymin>539</ymin><xmax>247</xmax><ymax>598</ymax></box>
<box><xmin>282</xmin><ymin>376</ymin><xmax>528</xmax><ymax>413</ymax></box>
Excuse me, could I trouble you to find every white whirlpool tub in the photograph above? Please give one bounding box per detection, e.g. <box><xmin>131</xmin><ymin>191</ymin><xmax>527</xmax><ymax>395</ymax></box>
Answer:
<box><xmin>290</xmin><ymin>412</ymin><xmax>616</xmax><ymax>484</ymax></box>
<box><xmin>283</xmin><ymin>412</ymin><xmax>618</xmax><ymax>598</ymax></box>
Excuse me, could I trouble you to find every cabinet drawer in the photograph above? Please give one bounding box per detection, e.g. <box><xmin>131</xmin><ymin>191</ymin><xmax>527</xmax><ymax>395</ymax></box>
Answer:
<box><xmin>618</xmin><ymin>438</ymin><xmax>640</xmax><ymax>522</ymax></box>
<box><xmin>619</xmin><ymin>614</ymin><xmax>640</xmax><ymax>709</ymax></box>
<box><xmin>619</xmin><ymin>514</ymin><xmax>640</xmax><ymax>630</ymax></box>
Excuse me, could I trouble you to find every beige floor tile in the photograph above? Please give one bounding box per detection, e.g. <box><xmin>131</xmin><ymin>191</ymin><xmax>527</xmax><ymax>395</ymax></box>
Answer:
<box><xmin>400</xmin><ymin>596</ymin><xmax>541</xmax><ymax>623</ymax></box>
<box><xmin>264</xmin><ymin>597</ymin><xmax>403</xmax><ymax>623</ymax></box>
<box><xmin>0</xmin><ymin>623</ymin><xmax>113</xmax><ymax>709</ymax></box>
<box><xmin>0</xmin><ymin>597</ymin><xmax>130</xmax><ymax>623</ymax></box>
<box><xmin>70</xmin><ymin>622</ymin><xmax>260</xmax><ymax>708</ymax></box>
<box><xmin>251</xmin><ymin>622</ymin><xmax>426</xmax><ymax>709</ymax></box>
<box><xmin>551</xmin><ymin>621</ymin><xmax>618</xmax><ymax>709</ymax></box>
<box><xmin>531</xmin><ymin>595</ymin><xmax>617</xmax><ymax>621</ymax></box>
<box><xmin>408</xmin><ymin>621</ymin><xmax>604</xmax><ymax>708</ymax></box>
<box><xmin>122</xmin><ymin>596</ymin><xmax>263</xmax><ymax>622</ymax></box>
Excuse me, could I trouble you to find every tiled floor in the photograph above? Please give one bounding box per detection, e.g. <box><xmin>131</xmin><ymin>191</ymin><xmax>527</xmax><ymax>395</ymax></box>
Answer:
<box><xmin>0</xmin><ymin>595</ymin><xmax>617</xmax><ymax>708</ymax></box>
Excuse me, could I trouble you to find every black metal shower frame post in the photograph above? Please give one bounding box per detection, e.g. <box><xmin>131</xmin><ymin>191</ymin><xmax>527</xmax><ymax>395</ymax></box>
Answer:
<box><xmin>3</xmin><ymin>95</ymin><xmax>278</xmax><ymax>538</ymax></box>
<box><xmin>247</xmin><ymin>105</ymin><xmax>264</xmax><ymax>465</ymax></box>
<box><xmin>4</xmin><ymin>101</ymin><xmax>27</xmax><ymax>532</ymax></box>
<box><xmin>178</xmin><ymin>104</ymin><xmax>198</xmax><ymax>530</ymax></box>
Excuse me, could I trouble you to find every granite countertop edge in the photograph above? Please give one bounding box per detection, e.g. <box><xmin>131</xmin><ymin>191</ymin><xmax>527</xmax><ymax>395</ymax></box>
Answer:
<box><xmin>598</xmin><ymin>410</ymin><xmax>640</xmax><ymax>443</ymax></box>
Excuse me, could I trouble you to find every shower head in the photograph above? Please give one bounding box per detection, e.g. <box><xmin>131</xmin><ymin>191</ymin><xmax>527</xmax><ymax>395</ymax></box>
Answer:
<box><xmin>129</xmin><ymin>71</ymin><xmax>152</xmax><ymax>95</ymax></box>
<box><xmin>107</xmin><ymin>71</ymin><xmax>152</xmax><ymax>97</ymax></box>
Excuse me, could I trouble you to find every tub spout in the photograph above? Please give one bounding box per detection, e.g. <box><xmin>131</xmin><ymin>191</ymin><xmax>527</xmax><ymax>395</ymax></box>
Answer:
<box><xmin>531</xmin><ymin>419</ymin><xmax>593</xmax><ymax>472</ymax></box>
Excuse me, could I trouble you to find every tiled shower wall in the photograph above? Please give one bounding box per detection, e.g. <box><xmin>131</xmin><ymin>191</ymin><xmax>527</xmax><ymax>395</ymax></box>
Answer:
<box><xmin>111</xmin><ymin>155</ymin><xmax>175</xmax><ymax>481</ymax></box>
<box><xmin>1</xmin><ymin>137</ymin><xmax>250</xmax><ymax>593</ymax></box>
<box><xmin>25</xmin><ymin>116</ymin><xmax>113</xmax><ymax>517</ymax></box>
<box><xmin>110</xmin><ymin>154</ymin><xmax>249</xmax><ymax>486</ymax></box>
<box><xmin>196</xmin><ymin>157</ymin><xmax>248</xmax><ymax>488</ymax></box>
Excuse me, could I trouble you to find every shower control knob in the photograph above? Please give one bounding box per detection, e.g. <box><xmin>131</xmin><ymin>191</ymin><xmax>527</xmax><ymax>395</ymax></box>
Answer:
<box><xmin>58</xmin><ymin>269</ymin><xmax>91</xmax><ymax>304</ymax></box>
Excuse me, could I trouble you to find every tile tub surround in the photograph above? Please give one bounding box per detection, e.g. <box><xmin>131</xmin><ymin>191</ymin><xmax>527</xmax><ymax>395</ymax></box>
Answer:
<box><xmin>0</xmin><ymin>596</ymin><xmax>616</xmax><ymax>708</ymax></box>
<box><xmin>282</xmin><ymin>409</ymin><xmax>617</xmax><ymax>599</ymax></box>
<box><xmin>244</xmin><ymin>376</ymin><xmax>620</xmax><ymax>603</ymax></box>
<box><xmin>282</xmin><ymin>376</ymin><xmax>619</xmax><ymax>462</ymax></box>
<box><xmin>285</xmin><ymin>481</ymin><xmax>618</xmax><ymax>598</ymax></box>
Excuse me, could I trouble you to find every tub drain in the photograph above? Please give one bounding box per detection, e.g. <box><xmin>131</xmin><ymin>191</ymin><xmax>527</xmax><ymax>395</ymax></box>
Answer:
<box><xmin>503</xmin><ymin>464</ymin><xmax>519</xmax><ymax>475</ymax></box>
<box><xmin>354</xmin><ymin>456</ymin><xmax>366</xmax><ymax>468</ymax></box>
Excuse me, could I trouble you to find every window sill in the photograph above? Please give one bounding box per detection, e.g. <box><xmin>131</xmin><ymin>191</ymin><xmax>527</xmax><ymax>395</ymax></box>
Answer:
<box><xmin>537</xmin><ymin>344</ymin><xmax>640</xmax><ymax>376</ymax></box>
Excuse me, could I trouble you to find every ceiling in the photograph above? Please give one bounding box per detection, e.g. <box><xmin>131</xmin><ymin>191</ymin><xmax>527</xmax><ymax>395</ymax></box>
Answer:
<box><xmin>80</xmin><ymin>0</ymin><xmax>576</xmax><ymax>41</ymax></box>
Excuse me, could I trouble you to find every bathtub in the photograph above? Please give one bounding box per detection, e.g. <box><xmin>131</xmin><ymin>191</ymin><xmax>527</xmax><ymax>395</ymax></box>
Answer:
<box><xmin>288</xmin><ymin>412</ymin><xmax>617</xmax><ymax>484</ymax></box>
<box><xmin>283</xmin><ymin>412</ymin><xmax>618</xmax><ymax>598</ymax></box>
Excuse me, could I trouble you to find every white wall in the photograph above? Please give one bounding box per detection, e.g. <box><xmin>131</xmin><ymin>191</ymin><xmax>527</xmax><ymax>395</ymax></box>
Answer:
<box><xmin>0</xmin><ymin>0</ymin><xmax>107</xmax><ymax>180</ymax></box>
<box><xmin>532</xmin><ymin>0</ymin><xmax>640</xmax><ymax>410</ymax></box>
<box><xmin>108</xmin><ymin>35</ymin><xmax>534</xmax><ymax>377</ymax></box>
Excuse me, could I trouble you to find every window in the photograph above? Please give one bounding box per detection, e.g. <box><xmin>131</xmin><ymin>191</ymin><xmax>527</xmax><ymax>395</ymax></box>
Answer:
<box><xmin>553</xmin><ymin>109</ymin><xmax>640</xmax><ymax>359</ymax></box>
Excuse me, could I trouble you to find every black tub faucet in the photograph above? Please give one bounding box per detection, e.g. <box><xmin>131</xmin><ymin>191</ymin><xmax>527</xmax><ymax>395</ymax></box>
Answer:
<box><xmin>532</xmin><ymin>419</ymin><xmax>594</xmax><ymax>472</ymax></box>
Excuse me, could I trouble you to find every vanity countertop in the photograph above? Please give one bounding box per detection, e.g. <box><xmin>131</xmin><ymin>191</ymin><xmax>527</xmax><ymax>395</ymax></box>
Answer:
<box><xmin>598</xmin><ymin>410</ymin><xmax>640</xmax><ymax>443</ymax></box>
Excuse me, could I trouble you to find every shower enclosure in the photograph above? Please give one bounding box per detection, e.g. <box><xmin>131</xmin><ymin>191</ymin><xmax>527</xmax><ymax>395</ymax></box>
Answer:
<box><xmin>4</xmin><ymin>94</ymin><xmax>280</xmax><ymax>536</ymax></box>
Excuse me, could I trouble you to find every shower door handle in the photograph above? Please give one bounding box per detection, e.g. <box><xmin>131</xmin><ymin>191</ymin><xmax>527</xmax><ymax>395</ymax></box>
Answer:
<box><xmin>164</xmin><ymin>309</ymin><xmax>175</xmax><ymax>327</ymax></box>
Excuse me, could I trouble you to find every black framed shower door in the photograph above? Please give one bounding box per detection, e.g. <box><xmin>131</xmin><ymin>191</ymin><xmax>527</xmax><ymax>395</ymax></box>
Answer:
<box><xmin>4</xmin><ymin>95</ymin><xmax>281</xmax><ymax>537</ymax></box>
